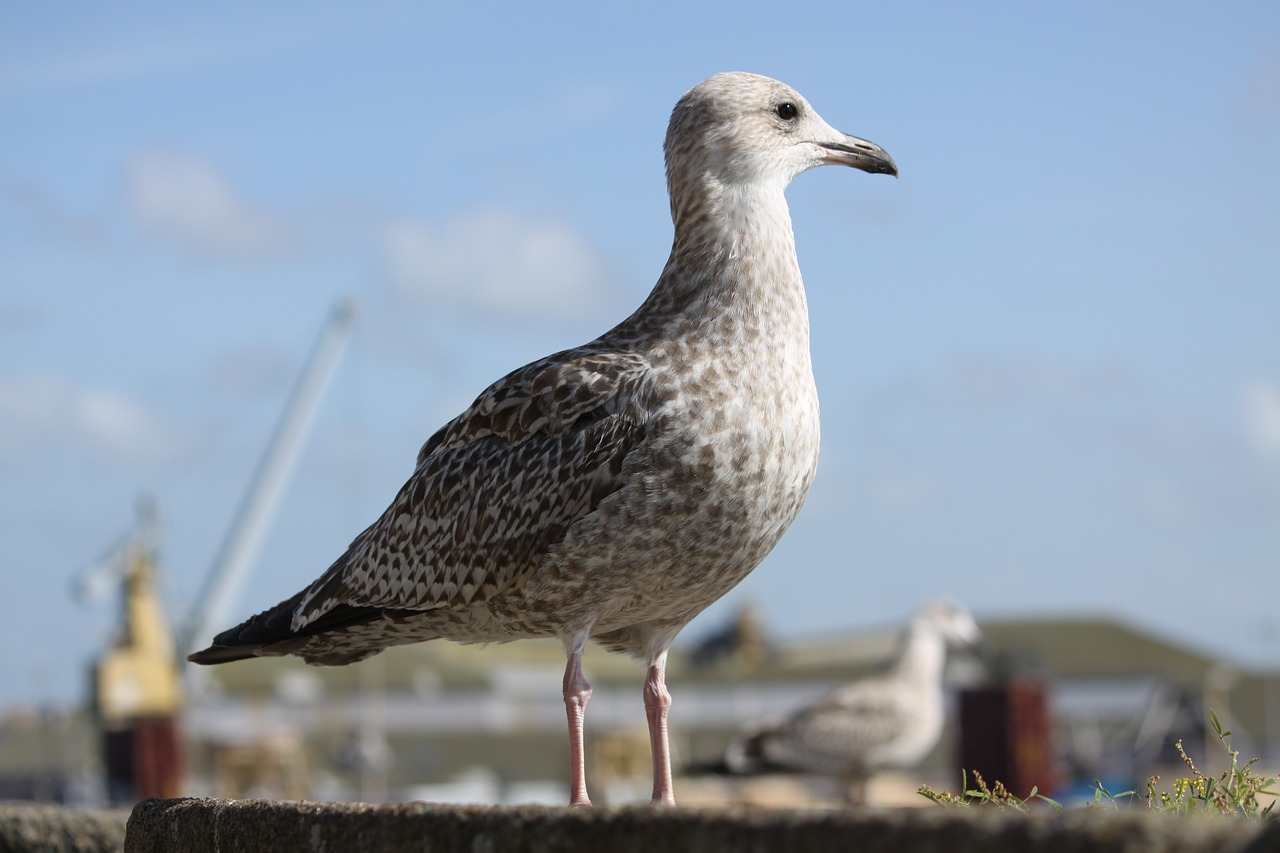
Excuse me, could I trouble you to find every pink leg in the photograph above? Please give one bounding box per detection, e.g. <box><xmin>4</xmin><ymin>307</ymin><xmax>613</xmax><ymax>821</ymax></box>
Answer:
<box><xmin>644</xmin><ymin>653</ymin><xmax>675</xmax><ymax>805</ymax></box>
<box><xmin>562</xmin><ymin>650</ymin><xmax>593</xmax><ymax>806</ymax></box>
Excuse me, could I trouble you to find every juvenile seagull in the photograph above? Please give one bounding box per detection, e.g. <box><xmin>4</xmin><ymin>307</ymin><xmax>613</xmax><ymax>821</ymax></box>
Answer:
<box><xmin>725</xmin><ymin>601</ymin><xmax>984</xmax><ymax>803</ymax></box>
<box><xmin>189</xmin><ymin>72</ymin><xmax>897</xmax><ymax>807</ymax></box>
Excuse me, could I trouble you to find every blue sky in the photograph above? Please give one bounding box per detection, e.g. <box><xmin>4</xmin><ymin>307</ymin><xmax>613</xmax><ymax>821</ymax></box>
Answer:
<box><xmin>2</xmin><ymin>2</ymin><xmax>1278</xmax><ymax>707</ymax></box>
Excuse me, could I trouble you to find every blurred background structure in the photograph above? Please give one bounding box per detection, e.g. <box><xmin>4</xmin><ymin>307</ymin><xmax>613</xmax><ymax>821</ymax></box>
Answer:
<box><xmin>4</xmin><ymin>591</ymin><xmax>1277</xmax><ymax>806</ymax></box>
<box><xmin>1</xmin><ymin>1</ymin><xmax>1277</xmax><ymax>808</ymax></box>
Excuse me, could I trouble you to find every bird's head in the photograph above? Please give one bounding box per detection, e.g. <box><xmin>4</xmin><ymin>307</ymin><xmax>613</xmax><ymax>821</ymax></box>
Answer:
<box><xmin>664</xmin><ymin>71</ymin><xmax>897</xmax><ymax>214</ymax></box>
<box><xmin>915</xmin><ymin>600</ymin><xmax>985</xmax><ymax>650</ymax></box>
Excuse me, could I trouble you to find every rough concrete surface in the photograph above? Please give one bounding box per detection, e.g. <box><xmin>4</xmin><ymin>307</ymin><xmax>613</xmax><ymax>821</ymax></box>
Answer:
<box><xmin>125</xmin><ymin>797</ymin><xmax>1279</xmax><ymax>853</ymax></box>
<box><xmin>0</xmin><ymin>802</ymin><xmax>127</xmax><ymax>853</ymax></box>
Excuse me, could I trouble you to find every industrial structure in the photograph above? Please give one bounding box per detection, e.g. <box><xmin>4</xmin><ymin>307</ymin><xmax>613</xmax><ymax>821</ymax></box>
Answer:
<box><xmin>70</xmin><ymin>300</ymin><xmax>355</xmax><ymax>803</ymax></box>
<box><xmin>80</xmin><ymin>499</ymin><xmax>183</xmax><ymax>801</ymax></box>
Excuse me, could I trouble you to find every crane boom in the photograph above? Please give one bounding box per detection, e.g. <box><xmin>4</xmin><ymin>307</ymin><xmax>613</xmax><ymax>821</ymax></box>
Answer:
<box><xmin>181</xmin><ymin>298</ymin><xmax>357</xmax><ymax>659</ymax></box>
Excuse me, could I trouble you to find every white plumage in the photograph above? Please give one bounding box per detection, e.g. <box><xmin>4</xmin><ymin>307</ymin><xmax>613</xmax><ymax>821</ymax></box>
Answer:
<box><xmin>726</xmin><ymin>602</ymin><xmax>984</xmax><ymax>801</ymax></box>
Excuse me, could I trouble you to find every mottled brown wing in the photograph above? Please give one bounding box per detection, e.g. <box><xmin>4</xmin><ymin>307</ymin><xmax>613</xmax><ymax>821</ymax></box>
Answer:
<box><xmin>417</xmin><ymin>349</ymin><xmax>651</xmax><ymax>459</ymax></box>
<box><xmin>290</xmin><ymin>347</ymin><xmax>652</xmax><ymax>630</ymax></box>
<box><xmin>772</xmin><ymin>683</ymin><xmax>909</xmax><ymax>765</ymax></box>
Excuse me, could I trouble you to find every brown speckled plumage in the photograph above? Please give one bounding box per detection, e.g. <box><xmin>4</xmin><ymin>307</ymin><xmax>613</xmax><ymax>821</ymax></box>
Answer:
<box><xmin>189</xmin><ymin>72</ymin><xmax>897</xmax><ymax>805</ymax></box>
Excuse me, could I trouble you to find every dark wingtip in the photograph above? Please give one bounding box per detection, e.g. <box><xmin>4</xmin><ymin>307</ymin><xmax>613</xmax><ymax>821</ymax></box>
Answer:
<box><xmin>187</xmin><ymin>644</ymin><xmax>256</xmax><ymax>666</ymax></box>
<box><xmin>186</xmin><ymin>588</ymin><xmax>311</xmax><ymax>665</ymax></box>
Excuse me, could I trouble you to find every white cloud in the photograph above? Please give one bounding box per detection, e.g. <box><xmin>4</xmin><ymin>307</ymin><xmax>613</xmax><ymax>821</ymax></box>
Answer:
<box><xmin>1245</xmin><ymin>380</ymin><xmax>1280</xmax><ymax>458</ymax></box>
<box><xmin>1137</xmin><ymin>478</ymin><xmax>1199</xmax><ymax>525</ymax></box>
<box><xmin>381</xmin><ymin>210</ymin><xmax>628</xmax><ymax>323</ymax></box>
<box><xmin>0</xmin><ymin>15</ymin><xmax>348</xmax><ymax>98</ymax></box>
<box><xmin>0</xmin><ymin>301</ymin><xmax>44</xmax><ymax>336</ymax></box>
<box><xmin>126</xmin><ymin>150</ymin><xmax>294</xmax><ymax>262</ymax></box>
<box><xmin>204</xmin><ymin>345</ymin><xmax>296</xmax><ymax>399</ymax></box>
<box><xmin>1237</xmin><ymin>53</ymin><xmax>1280</xmax><ymax>127</ymax></box>
<box><xmin>0</xmin><ymin>371</ymin><xmax>180</xmax><ymax>464</ymax></box>
<box><xmin>946</xmin><ymin>354</ymin><xmax>1134</xmax><ymax>409</ymax></box>
<box><xmin>0</xmin><ymin>38</ymin><xmax>238</xmax><ymax>97</ymax></box>
<box><xmin>459</xmin><ymin>82</ymin><xmax>620</xmax><ymax>144</ymax></box>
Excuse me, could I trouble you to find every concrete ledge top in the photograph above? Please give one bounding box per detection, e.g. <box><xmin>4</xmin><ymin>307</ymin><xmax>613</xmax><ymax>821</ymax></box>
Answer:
<box><xmin>0</xmin><ymin>802</ymin><xmax>128</xmax><ymax>853</ymax></box>
<box><xmin>124</xmin><ymin>797</ymin><xmax>1279</xmax><ymax>853</ymax></box>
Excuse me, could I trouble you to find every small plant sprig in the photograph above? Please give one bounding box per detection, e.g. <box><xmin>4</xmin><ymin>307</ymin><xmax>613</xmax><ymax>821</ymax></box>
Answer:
<box><xmin>1089</xmin><ymin>779</ymin><xmax>1136</xmax><ymax>810</ymax></box>
<box><xmin>918</xmin><ymin>769</ymin><xmax>1061</xmax><ymax>811</ymax></box>
<box><xmin>1145</xmin><ymin>709</ymin><xmax>1277</xmax><ymax>820</ymax></box>
<box><xmin>919</xmin><ymin>709</ymin><xmax>1276</xmax><ymax>820</ymax></box>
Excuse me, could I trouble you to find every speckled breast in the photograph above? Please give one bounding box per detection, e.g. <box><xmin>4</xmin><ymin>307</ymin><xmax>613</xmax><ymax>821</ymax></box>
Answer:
<box><xmin>513</xmin><ymin>331</ymin><xmax>821</xmax><ymax>642</ymax></box>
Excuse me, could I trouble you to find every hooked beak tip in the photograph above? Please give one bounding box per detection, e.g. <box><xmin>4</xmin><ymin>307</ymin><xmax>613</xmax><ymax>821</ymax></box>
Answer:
<box><xmin>819</xmin><ymin>135</ymin><xmax>898</xmax><ymax>177</ymax></box>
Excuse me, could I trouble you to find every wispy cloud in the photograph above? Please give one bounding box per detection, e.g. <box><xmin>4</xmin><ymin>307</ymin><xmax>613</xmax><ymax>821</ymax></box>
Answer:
<box><xmin>1245</xmin><ymin>380</ymin><xmax>1280</xmax><ymax>458</ymax></box>
<box><xmin>0</xmin><ymin>15</ymin><xmax>350</xmax><ymax>98</ymax></box>
<box><xmin>856</xmin><ymin>353</ymin><xmax>1138</xmax><ymax>451</ymax></box>
<box><xmin>0</xmin><ymin>301</ymin><xmax>45</xmax><ymax>337</ymax></box>
<box><xmin>4</xmin><ymin>182</ymin><xmax>110</xmax><ymax>250</ymax></box>
<box><xmin>0</xmin><ymin>370</ymin><xmax>181</xmax><ymax>465</ymax></box>
<box><xmin>862</xmin><ymin>470</ymin><xmax>941</xmax><ymax>508</ymax></box>
<box><xmin>458</xmin><ymin>81</ymin><xmax>621</xmax><ymax>143</ymax></box>
<box><xmin>380</xmin><ymin>209</ymin><xmax>629</xmax><ymax>324</ymax></box>
<box><xmin>126</xmin><ymin>149</ymin><xmax>295</xmax><ymax>263</ymax></box>
<box><xmin>1236</xmin><ymin>53</ymin><xmax>1280</xmax><ymax>128</ymax></box>
<box><xmin>0</xmin><ymin>39</ymin><xmax>237</xmax><ymax>97</ymax></box>
<box><xmin>203</xmin><ymin>345</ymin><xmax>297</xmax><ymax>399</ymax></box>
<box><xmin>945</xmin><ymin>353</ymin><xmax>1135</xmax><ymax>409</ymax></box>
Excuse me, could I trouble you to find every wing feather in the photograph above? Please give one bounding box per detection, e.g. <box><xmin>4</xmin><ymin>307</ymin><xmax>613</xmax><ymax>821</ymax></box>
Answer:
<box><xmin>777</xmin><ymin>684</ymin><xmax>911</xmax><ymax>761</ymax></box>
<box><xmin>733</xmin><ymin>680</ymin><xmax>915</xmax><ymax>774</ymax></box>
<box><xmin>291</xmin><ymin>347</ymin><xmax>652</xmax><ymax>630</ymax></box>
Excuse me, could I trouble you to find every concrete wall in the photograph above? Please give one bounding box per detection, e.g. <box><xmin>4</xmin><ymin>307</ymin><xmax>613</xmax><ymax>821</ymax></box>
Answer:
<box><xmin>125</xmin><ymin>798</ymin><xmax>1279</xmax><ymax>853</ymax></box>
<box><xmin>0</xmin><ymin>803</ymin><xmax>127</xmax><ymax>853</ymax></box>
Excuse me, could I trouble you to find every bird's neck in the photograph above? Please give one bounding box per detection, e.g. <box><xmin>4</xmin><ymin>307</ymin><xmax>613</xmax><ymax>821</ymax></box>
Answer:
<box><xmin>890</xmin><ymin>625</ymin><xmax>948</xmax><ymax>687</ymax></box>
<box><xmin>632</xmin><ymin>178</ymin><xmax>807</xmax><ymax>333</ymax></box>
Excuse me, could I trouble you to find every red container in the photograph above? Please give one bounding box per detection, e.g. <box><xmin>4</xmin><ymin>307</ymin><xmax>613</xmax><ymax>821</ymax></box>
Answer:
<box><xmin>104</xmin><ymin>715</ymin><xmax>183</xmax><ymax>802</ymax></box>
<box><xmin>958</xmin><ymin>679</ymin><xmax>1054</xmax><ymax>798</ymax></box>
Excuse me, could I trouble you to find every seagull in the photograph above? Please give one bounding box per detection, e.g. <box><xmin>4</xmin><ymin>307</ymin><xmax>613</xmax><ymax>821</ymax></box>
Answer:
<box><xmin>724</xmin><ymin>601</ymin><xmax>985</xmax><ymax>803</ymax></box>
<box><xmin>188</xmin><ymin>71</ymin><xmax>898</xmax><ymax>807</ymax></box>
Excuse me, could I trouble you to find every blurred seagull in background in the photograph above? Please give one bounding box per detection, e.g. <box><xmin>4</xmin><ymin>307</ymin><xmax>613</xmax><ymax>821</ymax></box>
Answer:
<box><xmin>725</xmin><ymin>601</ymin><xmax>986</xmax><ymax>803</ymax></box>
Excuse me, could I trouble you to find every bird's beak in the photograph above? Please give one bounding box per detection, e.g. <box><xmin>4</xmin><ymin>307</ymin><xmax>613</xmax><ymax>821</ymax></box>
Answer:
<box><xmin>818</xmin><ymin>134</ymin><xmax>898</xmax><ymax>177</ymax></box>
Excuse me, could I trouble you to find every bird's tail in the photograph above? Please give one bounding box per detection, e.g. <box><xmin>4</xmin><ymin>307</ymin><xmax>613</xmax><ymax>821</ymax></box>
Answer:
<box><xmin>187</xmin><ymin>588</ymin><xmax>403</xmax><ymax>666</ymax></box>
<box><xmin>723</xmin><ymin>724</ymin><xmax>782</xmax><ymax>775</ymax></box>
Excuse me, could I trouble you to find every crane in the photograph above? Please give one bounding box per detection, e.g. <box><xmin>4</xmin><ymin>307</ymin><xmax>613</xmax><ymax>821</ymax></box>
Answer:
<box><xmin>75</xmin><ymin>298</ymin><xmax>356</xmax><ymax>801</ymax></box>
<box><xmin>181</xmin><ymin>298</ymin><xmax>357</xmax><ymax>661</ymax></box>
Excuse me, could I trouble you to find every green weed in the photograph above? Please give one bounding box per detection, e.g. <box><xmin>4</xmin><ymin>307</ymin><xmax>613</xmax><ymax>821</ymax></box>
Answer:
<box><xmin>919</xmin><ymin>709</ymin><xmax>1276</xmax><ymax>820</ymax></box>
<box><xmin>1142</xmin><ymin>709</ymin><xmax>1277</xmax><ymax>819</ymax></box>
<box><xmin>918</xmin><ymin>768</ymin><xmax>1061</xmax><ymax>812</ymax></box>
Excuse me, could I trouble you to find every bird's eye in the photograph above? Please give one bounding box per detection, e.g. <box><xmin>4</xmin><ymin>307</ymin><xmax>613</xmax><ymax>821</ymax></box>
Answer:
<box><xmin>775</xmin><ymin>102</ymin><xmax>798</xmax><ymax>121</ymax></box>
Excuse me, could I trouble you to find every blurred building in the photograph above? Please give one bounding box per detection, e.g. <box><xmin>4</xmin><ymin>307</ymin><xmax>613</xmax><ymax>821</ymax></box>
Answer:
<box><xmin>2</xmin><ymin>611</ymin><xmax>1275</xmax><ymax>806</ymax></box>
<box><xmin>172</xmin><ymin>614</ymin><xmax>1280</xmax><ymax>806</ymax></box>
